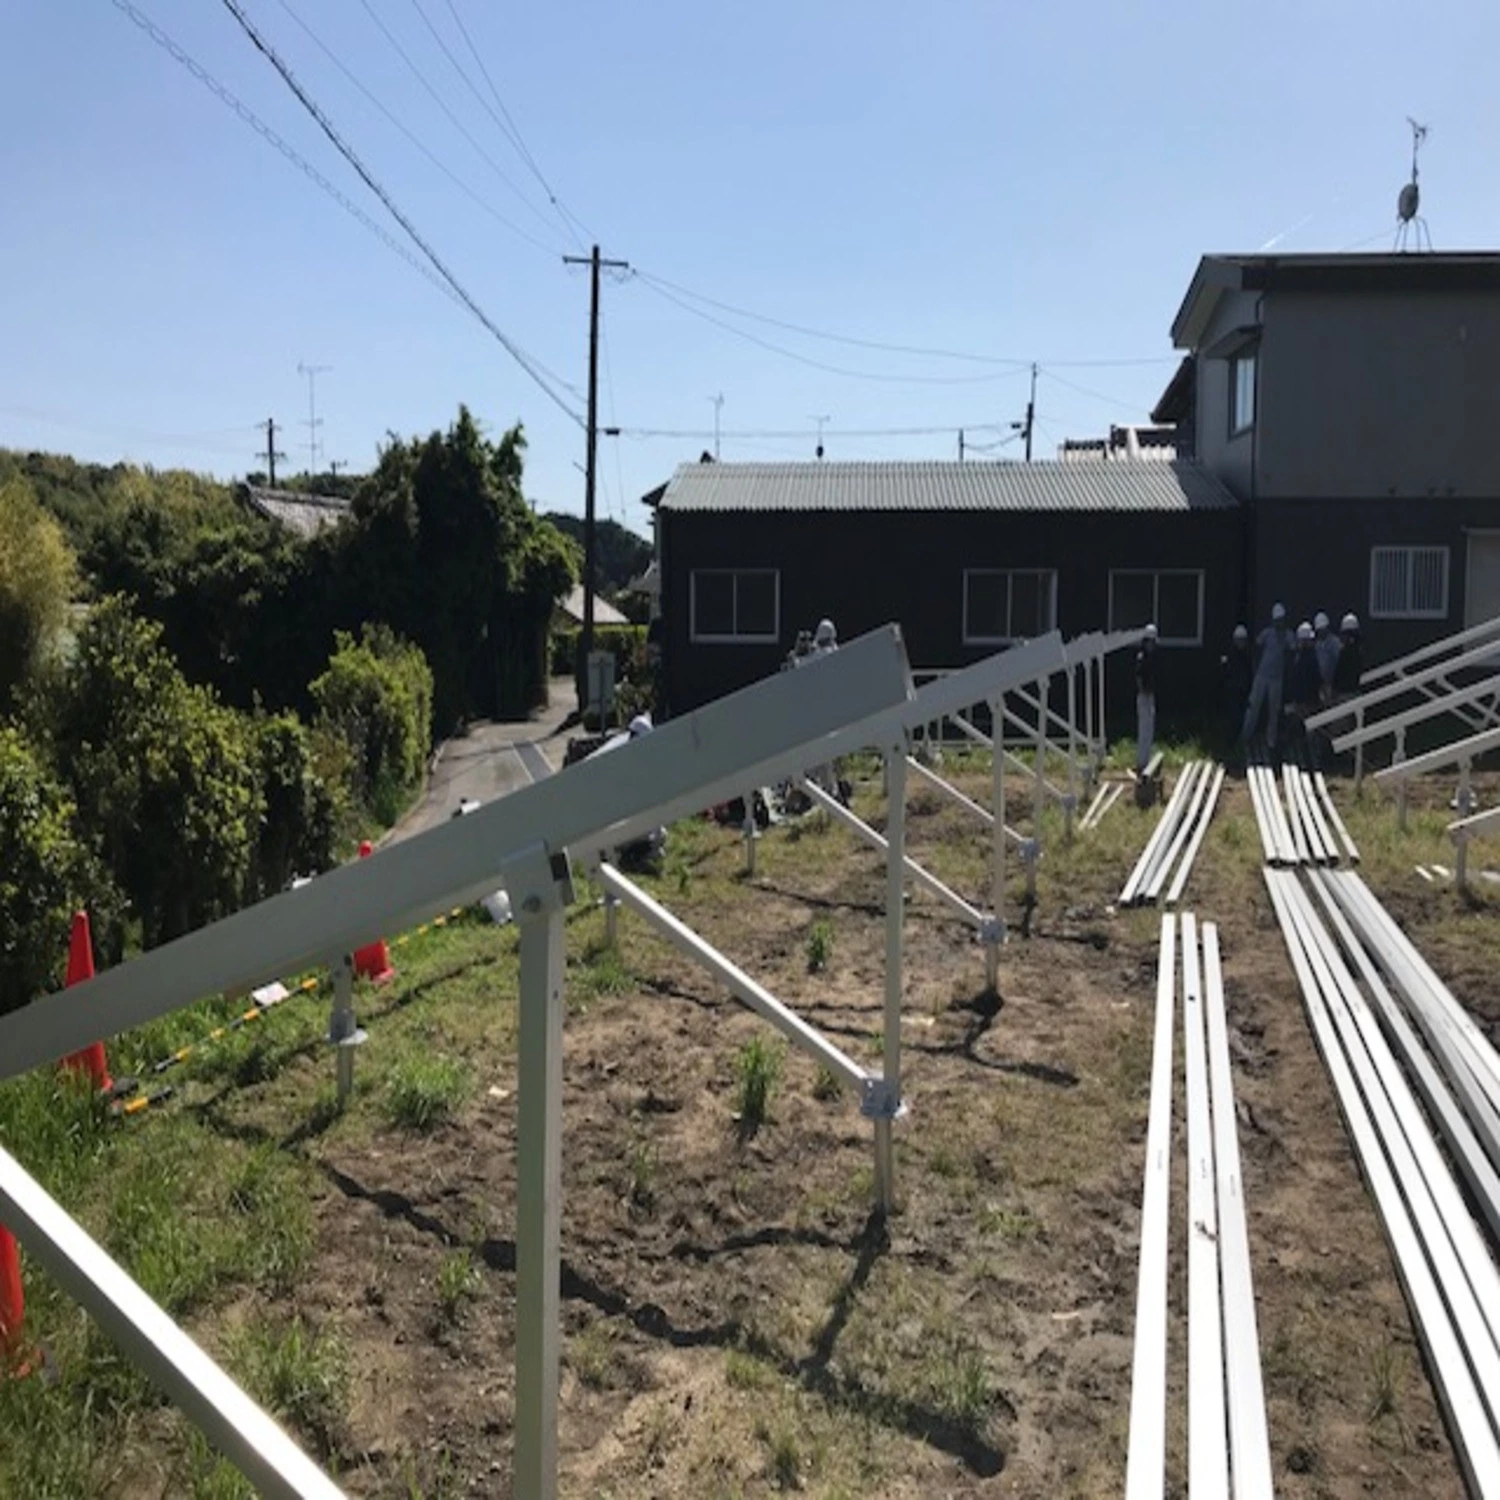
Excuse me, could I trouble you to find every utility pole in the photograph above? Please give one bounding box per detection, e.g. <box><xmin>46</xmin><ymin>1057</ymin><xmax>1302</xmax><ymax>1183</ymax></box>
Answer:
<box><xmin>810</xmin><ymin>414</ymin><xmax>830</xmax><ymax>460</ymax></box>
<box><xmin>298</xmin><ymin>362</ymin><xmax>331</xmax><ymax>474</ymax></box>
<box><xmin>261</xmin><ymin>418</ymin><xmax>286</xmax><ymax>487</ymax></box>
<box><xmin>1012</xmin><ymin>363</ymin><xmax>1038</xmax><ymax>462</ymax></box>
<box><xmin>562</xmin><ymin>245</ymin><xmax>629</xmax><ymax>675</ymax></box>
<box><xmin>709</xmin><ymin>392</ymin><xmax>724</xmax><ymax>460</ymax></box>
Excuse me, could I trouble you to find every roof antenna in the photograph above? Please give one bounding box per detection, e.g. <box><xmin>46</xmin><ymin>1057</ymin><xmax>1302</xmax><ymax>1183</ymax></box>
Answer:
<box><xmin>810</xmin><ymin>414</ymin><xmax>830</xmax><ymax>460</ymax></box>
<box><xmin>1394</xmin><ymin>118</ymin><xmax>1431</xmax><ymax>252</ymax></box>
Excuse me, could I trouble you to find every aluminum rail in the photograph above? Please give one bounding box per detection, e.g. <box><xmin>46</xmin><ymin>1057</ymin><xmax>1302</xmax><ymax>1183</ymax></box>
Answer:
<box><xmin>0</xmin><ymin>1144</ymin><xmax>346</xmax><ymax>1500</ymax></box>
<box><xmin>1165</xmin><ymin>767</ymin><xmax>1225</xmax><ymax>907</ymax></box>
<box><xmin>1280</xmin><ymin>765</ymin><xmax>1314</xmax><ymax>865</ymax></box>
<box><xmin>1123</xmin><ymin>915</ymin><xmax>1176</xmax><ymax>1500</ymax></box>
<box><xmin>1361</xmin><ymin>613</ymin><xmax>1500</xmax><ymax>689</ymax></box>
<box><xmin>1181</xmin><ymin>914</ymin><xmax>1228</xmax><ymax>1500</ymax></box>
<box><xmin>1293</xmin><ymin>768</ymin><xmax>1340</xmax><ymax>865</ymax></box>
<box><xmin>596</xmin><ymin>864</ymin><xmax>872</xmax><ymax>1096</ymax></box>
<box><xmin>1308</xmin><ymin>636</ymin><xmax>1500</xmax><ymax>730</ymax></box>
<box><xmin>905</xmin><ymin>754</ymin><xmax>1027</xmax><ymax>849</ymax></box>
<box><xmin>1145</xmin><ymin>762</ymin><xmax>1214</xmax><ymax>903</ymax></box>
<box><xmin>1313</xmin><ymin>773</ymin><xmax>1360</xmax><ymax>863</ymax></box>
<box><xmin>1081</xmin><ymin>781</ymin><xmax>1125</xmax><ymax>831</ymax></box>
<box><xmin>1201</xmin><ymin>923</ymin><xmax>1274</xmax><ymax>1497</ymax></box>
<box><xmin>1264</xmin><ymin>872</ymin><xmax>1500</xmax><ymax>1495</ymax></box>
<box><xmin>1119</xmin><ymin>763</ymin><xmax>1200</xmax><ymax>907</ymax></box>
<box><xmin>1250</xmin><ymin>764</ymin><xmax>1297</xmax><ymax>866</ymax></box>
<box><xmin>798</xmin><ymin>777</ymin><xmax>986</xmax><ymax>929</ymax></box>
<box><xmin>0</xmin><ymin>625</ymin><xmax>917</xmax><ymax>1077</ymax></box>
<box><xmin>1244</xmin><ymin>761</ymin><xmax>1280</xmax><ymax>866</ymax></box>
<box><xmin>1309</xmin><ymin>872</ymin><xmax>1500</xmax><ymax>1250</ymax></box>
<box><xmin>1451</xmin><ymin>805</ymin><xmax>1500</xmax><ymax>890</ymax></box>
<box><xmin>950</xmin><ymin>713</ymin><xmax>1069</xmax><ymax>805</ymax></box>
<box><xmin>1328</xmin><ymin>672</ymin><xmax>1500</xmax><ymax>754</ymax></box>
<box><xmin>1373</xmin><ymin>724</ymin><xmax>1500</xmax><ymax>786</ymax></box>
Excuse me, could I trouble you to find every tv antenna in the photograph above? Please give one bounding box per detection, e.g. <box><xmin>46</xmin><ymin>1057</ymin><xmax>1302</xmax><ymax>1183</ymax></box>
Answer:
<box><xmin>708</xmin><ymin>392</ymin><xmax>724</xmax><ymax>460</ymax></box>
<box><xmin>297</xmin><ymin>362</ymin><xmax>331</xmax><ymax>473</ymax></box>
<box><xmin>810</xmin><ymin>414</ymin><xmax>830</xmax><ymax>460</ymax></box>
<box><xmin>1394</xmin><ymin>118</ymin><xmax>1431</xmax><ymax>252</ymax></box>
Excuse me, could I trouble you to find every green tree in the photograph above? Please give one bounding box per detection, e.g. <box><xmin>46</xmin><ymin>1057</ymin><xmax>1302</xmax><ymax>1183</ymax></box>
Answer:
<box><xmin>0</xmin><ymin>476</ymin><xmax>77</xmax><ymax>710</ymax></box>
<box><xmin>0</xmin><ymin>727</ymin><xmax>118</xmax><ymax>1014</ymax></box>
<box><xmin>542</xmin><ymin>512</ymin><xmax>651</xmax><ymax>601</ymax></box>
<box><xmin>251</xmin><ymin>712</ymin><xmax>345</xmax><ymax>897</ymax></box>
<box><xmin>49</xmin><ymin>597</ymin><xmax>262</xmax><ymax>947</ymax></box>
<box><xmin>310</xmin><ymin>624</ymin><xmax>433</xmax><ymax>825</ymax></box>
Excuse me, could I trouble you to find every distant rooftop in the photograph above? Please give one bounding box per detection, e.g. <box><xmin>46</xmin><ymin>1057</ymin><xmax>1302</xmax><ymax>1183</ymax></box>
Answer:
<box><xmin>241</xmin><ymin>485</ymin><xmax>352</xmax><ymax>539</ymax></box>
<box><xmin>656</xmin><ymin>460</ymin><xmax>1235</xmax><ymax>514</ymax></box>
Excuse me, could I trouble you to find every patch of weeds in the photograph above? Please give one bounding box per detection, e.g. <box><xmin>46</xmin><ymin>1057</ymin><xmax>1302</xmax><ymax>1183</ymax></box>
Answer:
<box><xmin>229</xmin><ymin>1317</ymin><xmax>350</xmax><ymax>1456</ymax></box>
<box><xmin>812</xmin><ymin>1065</ymin><xmax>842</xmax><ymax>1102</ymax></box>
<box><xmin>436</xmin><ymin>1249</ymin><xmax>480</xmax><ymax>1325</ymax></box>
<box><xmin>806</xmin><ymin>919</ymin><xmax>834</xmax><ymax>973</ymax></box>
<box><xmin>186</xmin><ymin>1432</ymin><xmax>256</xmax><ymax>1499</ymax></box>
<box><xmin>106</xmin><ymin>1150</ymin><xmax>227</xmax><ymax>1314</ymax></box>
<box><xmin>625</xmin><ymin>1134</ymin><xmax>658</xmax><ymax>1213</ymax></box>
<box><xmin>725</xmin><ymin>1347</ymin><xmax>775</xmax><ymax>1391</ymax></box>
<box><xmin>0</xmin><ymin>1067</ymin><xmax>112</xmax><ymax>1200</ymax></box>
<box><xmin>397</xmin><ymin>1449</ymin><xmax>460</xmax><ymax>1499</ymax></box>
<box><xmin>1367</xmin><ymin>1337</ymin><xmax>1408</xmax><ymax>1445</ymax></box>
<box><xmin>762</xmin><ymin>1419</ymin><xmax>803</xmax><ymax>1490</ymax></box>
<box><xmin>929</xmin><ymin>1144</ymin><xmax>961</xmax><ymax>1179</ymax></box>
<box><xmin>582</xmin><ymin>944</ymin><xmax>632</xmax><ymax>997</ymax></box>
<box><xmin>847</xmin><ymin>1164</ymin><xmax>874</xmax><ymax>1203</ymax></box>
<box><xmin>228</xmin><ymin>1146</ymin><xmax>312</xmax><ymax>1292</ymax></box>
<box><xmin>924</xmin><ymin>1340</ymin><xmax>994</xmax><ymax>1434</ymax></box>
<box><xmin>0</xmin><ymin>1357</ymin><xmax>103</xmax><ymax>1498</ymax></box>
<box><xmin>570</xmin><ymin>1319</ymin><xmax>621</xmax><ymax>1390</ymax></box>
<box><xmin>978</xmin><ymin>1202</ymin><xmax>1038</xmax><ymax>1240</ymax></box>
<box><xmin>734</xmin><ymin>1035</ymin><xmax>784</xmax><ymax>1135</ymax></box>
<box><xmin>384</xmin><ymin>1054</ymin><xmax>469</xmax><ymax>1130</ymax></box>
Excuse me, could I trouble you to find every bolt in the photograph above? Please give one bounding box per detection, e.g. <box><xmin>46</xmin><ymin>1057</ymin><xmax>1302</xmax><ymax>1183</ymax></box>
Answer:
<box><xmin>522</xmin><ymin>894</ymin><xmax>542</xmax><ymax>915</ymax></box>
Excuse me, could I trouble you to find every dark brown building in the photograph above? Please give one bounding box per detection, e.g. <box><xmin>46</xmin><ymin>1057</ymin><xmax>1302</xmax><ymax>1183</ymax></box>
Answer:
<box><xmin>652</xmin><ymin>460</ymin><xmax>1241</xmax><ymax>723</ymax></box>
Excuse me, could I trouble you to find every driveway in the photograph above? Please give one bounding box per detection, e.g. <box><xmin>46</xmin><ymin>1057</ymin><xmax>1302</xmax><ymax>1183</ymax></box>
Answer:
<box><xmin>383</xmin><ymin>679</ymin><xmax>573</xmax><ymax>846</ymax></box>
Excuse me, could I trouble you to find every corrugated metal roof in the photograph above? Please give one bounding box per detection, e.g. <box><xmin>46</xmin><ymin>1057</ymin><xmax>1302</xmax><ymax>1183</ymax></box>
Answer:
<box><xmin>243</xmin><ymin>486</ymin><xmax>352</xmax><ymax>539</ymax></box>
<box><xmin>657</xmin><ymin>460</ymin><xmax>1237</xmax><ymax>514</ymax></box>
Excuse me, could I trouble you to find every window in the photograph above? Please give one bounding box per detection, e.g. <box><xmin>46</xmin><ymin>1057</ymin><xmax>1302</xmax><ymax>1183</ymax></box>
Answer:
<box><xmin>689</xmin><ymin>569</ymin><xmax>779</xmax><ymax>642</ymax></box>
<box><xmin>1370</xmin><ymin>546</ymin><xmax>1449</xmax><ymax>620</ymax></box>
<box><xmin>1230</xmin><ymin>353</ymin><xmax>1256</xmax><ymax>434</ymax></box>
<box><xmin>962</xmin><ymin>569</ymin><xmax>1057</xmax><ymax>645</ymax></box>
<box><xmin>1108</xmin><ymin>569</ymin><xmax>1205</xmax><ymax>645</ymax></box>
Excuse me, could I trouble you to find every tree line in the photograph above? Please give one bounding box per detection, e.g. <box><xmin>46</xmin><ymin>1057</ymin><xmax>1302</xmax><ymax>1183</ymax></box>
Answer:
<box><xmin>0</xmin><ymin>406</ymin><xmax>579</xmax><ymax>1014</ymax></box>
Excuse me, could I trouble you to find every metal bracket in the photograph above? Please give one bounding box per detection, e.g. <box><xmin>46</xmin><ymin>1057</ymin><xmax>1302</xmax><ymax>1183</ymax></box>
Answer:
<box><xmin>979</xmin><ymin>915</ymin><xmax>1006</xmax><ymax>949</ymax></box>
<box><xmin>1019</xmin><ymin>838</ymin><xmax>1042</xmax><ymax>865</ymax></box>
<box><xmin>327</xmin><ymin>957</ymin><xmax>367</xmax><ymax>1050</ymax></box>
<box><xmin>503</xmin><ymin>843</ymin><xmax>575</xmax><ymax>920</ymax></box>
<box><xmin>860</xmin><ymin>1076</ymin><xmax>908</xmax><ymax>1121</ymax></box>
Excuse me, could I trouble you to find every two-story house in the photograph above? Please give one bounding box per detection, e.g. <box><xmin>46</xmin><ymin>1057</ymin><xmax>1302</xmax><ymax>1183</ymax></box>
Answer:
<box><xmin>1154</xmin><ymin>252</ymin><xmax>1500</xmax><ymax>664</ymax></box>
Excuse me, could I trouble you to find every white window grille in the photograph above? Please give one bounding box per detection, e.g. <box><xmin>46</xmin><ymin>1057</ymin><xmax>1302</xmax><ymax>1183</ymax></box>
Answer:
<box><xmin>962</xmin><ymin>569</ymin><xmax>1058</xmax><ymax>645</ymax></box>
<box><xmin>689</xmin><ymin>569</ymin><xmax>780</xmax><ymax>642</ymax></box>
<box><xmin>1370</xmin><ymin>546</ymin><xmax>1449</xmax><ymax>620</ymax></box>
<box><xmin>1108</xmin><ymin>570</ymin><xmax>1205</xmax><ymax>646</ymax></box>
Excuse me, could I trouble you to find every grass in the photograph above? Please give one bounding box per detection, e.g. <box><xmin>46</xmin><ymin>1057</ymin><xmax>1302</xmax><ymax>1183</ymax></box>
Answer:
<box><xmin>228</xmin><ymin>1317</ymin><xmax>350</xmax><ymax>1456</ymax></box>
<box><xmin>626</xmin><ymin>1133</ymin><xmax>658</xmax><ymax>1212</ymax></box>
<box><xmin>805</xmin><ymin>918</ymin><xmax>834</xmax><ymax>973</ymax></box>
<box><xmin>383</xmin><ymin>1053</ymin><xmax>470</xmax><ymax>1130</ymax></box>
<box><xmin>570</xmin><ymin>1318</ymin><xmax>622</xmax><ymax>1390</ymax></box>
<box><xmin>812</xmin><ymin>1064</ymin><xmax>843</xmax><ymax>1102</ymax></box>
<box><xmin>436</xmin><ymin>1249</ymin><xmax>480</xmax><ymax>1324</ymax></box>
<box><xmin>733</xmin><ymin>1034</ymin><xmax>784</xmax><ymax>1135</ymax></box>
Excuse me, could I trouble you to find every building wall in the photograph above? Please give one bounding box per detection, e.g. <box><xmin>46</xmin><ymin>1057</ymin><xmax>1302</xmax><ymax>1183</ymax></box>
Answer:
<box><xmin>1258</xmin><ymin>291</ymin><xmax>1500</xmax><ymax>500</ymax></box>
<box><xmin>1249</xmin><ymin>495</ymin><xmax>1500</xmax><ymax>663</ymax></box>
<box><xmin>1192</xmin><ymin>287</ymin><xmax>1260</xmax><ymax>501</ymax></box>
<box><xmin>659</xmin><ymin>507</ymin><xmax>1243</xmax><ymax>729</ymax></box>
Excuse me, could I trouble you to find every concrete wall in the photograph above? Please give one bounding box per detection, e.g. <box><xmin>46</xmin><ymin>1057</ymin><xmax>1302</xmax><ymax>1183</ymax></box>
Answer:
<box><xmin>1258</xmin><ymin>291</ymin><xmax>1500</xmax><ymax>499</ymax></box>
<box><xmin>659</xmin><ymin>506</ymin><xmax>1243</xmax><ymax>731</ymax></box>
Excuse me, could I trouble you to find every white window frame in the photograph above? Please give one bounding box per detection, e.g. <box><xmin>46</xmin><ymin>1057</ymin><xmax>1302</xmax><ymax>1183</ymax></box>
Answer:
<box><xmin>689</xmin><ymin>568</ymin><xmax>781</xmax><ymax>644</ymax></box>
<box><xmin>1230</xmin><ymin>352</ymin><xmax>1256</xmax><ymax>436</ymax></box>
<box><xmin>1107</xmin><ymin>569</ymin><xmax>1205</xmax><ymax>646</ymax></box>
<box><xmin>1369</xmin><ymin>545</ymin><xmax>1450</xmax><ymax>621</ymax></box>
<box><xmin>961</xmin><ymin>568</ymin><xmax>1058</xmax><ymax>646</ymax></box>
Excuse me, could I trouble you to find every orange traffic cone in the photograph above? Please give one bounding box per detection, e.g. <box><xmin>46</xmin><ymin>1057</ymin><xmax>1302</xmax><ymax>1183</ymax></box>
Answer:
<box><xmin>352</xmin><ymin>842</ymin><xmax>395</xmax><ymax>984</ymax></box>
<box><xmin>60</xmin><ymin>912</ymin><xmax>113</xmax><ymax>1093</ymax></box>
<box><xmin>0</xmin><ymin>1225</ymin><xmax>32</xmax><ymax>1377</ymax></box>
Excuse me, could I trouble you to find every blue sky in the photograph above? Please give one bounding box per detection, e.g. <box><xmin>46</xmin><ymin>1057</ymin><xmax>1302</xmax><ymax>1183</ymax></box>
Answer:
<box><xmin>3</xmin><ymin>0</ymin><xmax>1497</xmax><ymax>536</ymax></box>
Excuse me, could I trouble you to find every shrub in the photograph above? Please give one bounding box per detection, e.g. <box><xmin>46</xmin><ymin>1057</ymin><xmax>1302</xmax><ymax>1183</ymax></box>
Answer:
<box><xmin>734</xmin><ymin>1035</ymin><xmax>784</xmax><ymax>1135</ymax></box>
<box><xmin>0</xmin><ymin>475</ymin><xmax>76</xmax><ymax>712</ymax></box>
<box><xmin>384</xmin><ymin>1054</ymin><xmax>469</xmax><ymax>1130</ymax></box>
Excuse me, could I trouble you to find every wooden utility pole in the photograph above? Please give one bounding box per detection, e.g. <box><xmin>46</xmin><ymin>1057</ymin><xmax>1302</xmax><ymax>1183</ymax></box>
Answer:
<box><xmin>562</xmin><ymin>245</ymin><xmax>629</xmax><ymax>672</ymax></box>
<box><xmin>262</xmin><ymin>418</ymin><xmax>286</xmax><ymax>487</ymax></box>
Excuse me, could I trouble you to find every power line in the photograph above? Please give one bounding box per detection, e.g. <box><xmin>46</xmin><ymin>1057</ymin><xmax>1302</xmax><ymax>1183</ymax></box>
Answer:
<box><xmin>636</xmin><ymin>276</ymin><xmax>1038</xmax><ymax>387</ymax></box>
<box><xmin>270</xmin><ymin>0</ymin><xmax>559</xmax><ymax>255</ymax></box>
<box><xmin>352</xmin><ymin>0</ymin><xmax>564</xmax><ymax>252</ymax></box>
<box><xmin>1036</xmin><ymin>366</ymin><xmax>1152</xmax><ymax>414</ymax></box>
<box><xmin>616</xmin><ymin>421</ymin><xmax>1012</xmax><ymax>441</ymax></box>
<box><xmin>632</xmin><ymin>268</ymin><xmax>1179</xmax><ymax>370</ymax></box>
<box><xmin>216</xmin><ymin>0</ymin><xmax>583</xmax><ymax>426</ymax></box>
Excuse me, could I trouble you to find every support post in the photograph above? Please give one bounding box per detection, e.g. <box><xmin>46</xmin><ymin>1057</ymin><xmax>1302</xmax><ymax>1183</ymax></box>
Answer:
<box><xmin>1033</xmin><ymin>678</ymin><xmax>1046</xmax><ymax>830</ymax></box>
<box><xmin>509</xmin><ymin>844</ymin><xmax>574</xmax><ymax>1500</ymax></box>
<box><xmin>1398</xmin><ymin>777</ymin><xmax>1409</xmax><ymax>833</ymax></box>
<box><xmin>1459</xmin><ymin>758</ymin><xmax>1474</xmax><ymax>818</ymax></box>
<box><xmin>743</xmin><ymin>792</ymin><xmax>757</xmax><ymax>876</ymax></box>
<box><xmin>1097</xmin><ymin>651</ymin><xmax>1108</xmax><ymax>764</ymax></box>
<box><xmin>1354</xmin><ymin>707</ymin><xmax>1365</xmax><ymax>790</ymax></box>
<box><xmin>875</xmin><ymin>745</ymin><xmax>907</xmax><ymax>1217</ymax></box>
<box><xmin>327</xmin><ymin>955</ymin><xmax>365</xmax><ymax>1107</ymax></box>
<box><xmin>1455</xmin><ymin>829</ymin><xmax>1469</xmax><ymax>893</ymax></box>
<box><xmin>987</xmin><ymin>697</ymin><xmax>1006</xmax><ymax>990</ymax></box>
<box><xmin>604</xmin><ymin>894</ymin><xmax>619</xmax><ymax>947</ymax></box>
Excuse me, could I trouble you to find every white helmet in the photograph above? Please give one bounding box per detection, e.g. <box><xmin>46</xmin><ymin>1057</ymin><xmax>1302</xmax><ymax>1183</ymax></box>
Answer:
<box><xmin>1313</xmin><ymin>611</ymin><xmax>1330</xmax><ymax>632</ymax></box>
<box><xmin>814</xmin><ymin>618</ymin><xmax>836</xmax><ymax>646</ymax></box>
<box><xmin>1296</xmin><ymin>621</ymin><xmax>1314</xmax><ymax>642</ymax></box>
<box><xmin>628</xmin><ymin>713</ymin><xmax>653</xmax><ymax>738</ymax></box>
<box><xmin>1232</xmin><ymin>624</ymin><xmax>1248</xmax><ymax>643</ymax></box>
<box><xmin>1341</xmin><ymin>612</ymin><xmax>1360</xmax><ymax>633</ymax></box>
<box><xmin>1271</xmin><ymin>602</ymin><xmax>1287</xmax><ymax>621</ymax></box>
<box><xmin>1143</xmin><ymin>623</ymin><xmax>1158</xmax><ymax>641</ymax></box>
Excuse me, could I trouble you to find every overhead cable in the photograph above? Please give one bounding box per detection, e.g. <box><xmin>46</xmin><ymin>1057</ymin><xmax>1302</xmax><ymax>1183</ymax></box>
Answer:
<box><xmin>216</xmin><ymin>0</ymin><xmax>584</xmax><ymax>426</ymax></box>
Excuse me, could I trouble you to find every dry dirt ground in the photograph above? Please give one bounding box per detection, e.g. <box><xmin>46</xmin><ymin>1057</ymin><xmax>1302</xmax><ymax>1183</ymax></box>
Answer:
<box><xmin>10</xmin><ymin>754</ymin><xmax>1499</xmax><ymax>1498</ymax></box>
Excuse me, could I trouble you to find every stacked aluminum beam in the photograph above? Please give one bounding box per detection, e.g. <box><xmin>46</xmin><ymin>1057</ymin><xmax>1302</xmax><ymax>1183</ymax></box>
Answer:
<box><xmin>1246</xmin><ymin>763</ymin><xmax>1356</xmax><ymax>868</ymax></box>
<box><xmin>1118</xmin><ymin>761</ymin><xmax>1225</xmax><ymax>907</ymax></box>
<box><xmin>1264</xmin><ymin>870</ymin><xmax>1500</xmax><ymax>1493</ymax></box>
<box><xmin>1080</xmin><ymin>779</ymin><xmax>1126</xmax><ymax>831</ymax></box>
<box><xmin>1125</xmin><ymin>914</ymin><xmax>1273</xmax><ymax>1497</ymax></box>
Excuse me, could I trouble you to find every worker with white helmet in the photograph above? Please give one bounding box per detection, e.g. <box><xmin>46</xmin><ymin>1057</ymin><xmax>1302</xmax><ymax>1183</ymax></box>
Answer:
<box><xmin>1332</xmin><ymin>613</ymin><xmax>1362</xmax><ymax>696</ymax></box>
<box><xmin>1289</xmin><ymin>621</ymin><xmax>1321</xmax><ymax>710</ymax></box>
<box><xmin>1134</xmin><ymin>623</ymin><xmax>1158</xmax><ymax>773</ymax></box>
<box><xmin>1220</xmin><ymin>623</ymin><xmax>1253</xmax><ymax>749</ymax></box>
<box><xmin>1240</xmin><ymin>602</ymin><xmax>1291</xmax><ymax>752</ymax></box>
<box><xmin>812</xmin><ymin>618</ymin><xmax>838</xmax><ymax>657</ymax></box>
<box><xmin>1312</xmin><ymin>611</ymin><xmax>1341</xmax><ymax>700</ymax></box>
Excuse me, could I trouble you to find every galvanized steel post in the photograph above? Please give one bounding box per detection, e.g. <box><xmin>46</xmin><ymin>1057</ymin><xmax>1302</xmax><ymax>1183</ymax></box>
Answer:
<box><xmin>875</xmin><ymin>745</ymin><xmax>907</xmax><ymax>1216</ymax></box>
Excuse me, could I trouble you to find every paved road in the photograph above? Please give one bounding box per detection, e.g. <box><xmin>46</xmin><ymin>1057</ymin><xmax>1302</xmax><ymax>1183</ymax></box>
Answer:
<box><xmin>383</xmin><ymin>680</ymin><xmax>573</xmax><ymax>846</ymax></box>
